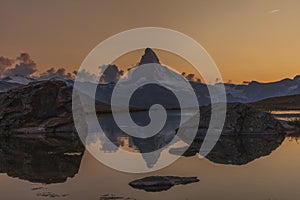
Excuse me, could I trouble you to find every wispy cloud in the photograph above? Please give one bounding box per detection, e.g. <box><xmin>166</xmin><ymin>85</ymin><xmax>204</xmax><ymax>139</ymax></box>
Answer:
<box><xmin>268</xmin><ymin>9</ymin><xmax>280</xmax><ymax>14</ymax></box>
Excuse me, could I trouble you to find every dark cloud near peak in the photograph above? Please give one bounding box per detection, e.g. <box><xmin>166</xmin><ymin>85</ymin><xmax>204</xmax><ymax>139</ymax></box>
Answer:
<box><xmin>4</xmin><ymin>53</ymin><xmax>37</xmax><ymax>77</ymax></box>
<box><xmin>181</xmin><ymin>72</ymin><xmax>201</xmax><ymax>82</ymax></box>
<box><xmin>17</xmin><ymin>53</ymin><xmax>33</xmax><ymax>64</ymax></box>
<box><xmin>39</xmin><ymin>67</ymin><xmax>74</xmax><ymax>80</ymax></box>
<box><xmin>0</xmin><ymin>56</ymin><xmax>14</xmax><ymax>77</ymax></box>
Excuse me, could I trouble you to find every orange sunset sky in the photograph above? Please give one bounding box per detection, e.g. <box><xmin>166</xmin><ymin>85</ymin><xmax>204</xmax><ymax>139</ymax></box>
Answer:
<box><xmin>1</xmin><ymin>0</ymin><xmax>300</xmax><ymax>83</ymax></box>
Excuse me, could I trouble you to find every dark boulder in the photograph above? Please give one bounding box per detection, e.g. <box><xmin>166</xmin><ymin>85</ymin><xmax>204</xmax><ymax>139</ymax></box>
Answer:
<box><xmin>172</xmin><ymin>103</ymin><xmax>286</xmax><ymax>164</ymax></box>
<box><xmin>129</xmin><ymin>176</ymin><xmax>199</xmax><ymax>192</ymax></box>
<box><xmin>0</xmin><ymin>80</ymin><xmax>85</xmax><ymax>141</ymax></box>
<box><xmin>182</xmin><ymin>103</ymin><xmax>285</xmax><ymax>136</ymax></box>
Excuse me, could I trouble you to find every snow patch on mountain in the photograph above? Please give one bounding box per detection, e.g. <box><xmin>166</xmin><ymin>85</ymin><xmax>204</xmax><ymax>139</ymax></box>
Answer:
<box><xmin>1</xmin><ymin>75</ymin><xmax>35</xmax><ymax>85</ymax></box>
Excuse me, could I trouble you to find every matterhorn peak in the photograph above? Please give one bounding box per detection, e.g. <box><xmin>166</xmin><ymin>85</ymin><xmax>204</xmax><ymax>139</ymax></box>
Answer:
<box><xmin>138</xmin><ymin>48</ymin><xmax>160</xmax><ymax>65</ymax></box>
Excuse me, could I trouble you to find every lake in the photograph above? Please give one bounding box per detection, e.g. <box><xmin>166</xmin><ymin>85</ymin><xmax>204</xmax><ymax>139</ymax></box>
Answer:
<box><xmin>0</xmin><ymin>111</ymin><xmax>299</xmax><ymax>200</ymax></box>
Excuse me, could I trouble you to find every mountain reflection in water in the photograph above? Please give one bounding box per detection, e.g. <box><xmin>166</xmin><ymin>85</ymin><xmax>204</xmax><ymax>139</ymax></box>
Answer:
<box><xmin>0</xmin><ymin>111</ymin><xmax>286</xmax><ymax>184</ymax></box>
<box><xmin>97</xmin><ymin>111</ymin><xmax>285</xmax><ymax>167</ymax></box>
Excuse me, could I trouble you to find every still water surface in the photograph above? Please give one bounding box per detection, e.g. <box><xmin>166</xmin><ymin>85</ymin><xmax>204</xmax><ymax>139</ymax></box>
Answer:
<box><xmin>0</xmin><ymin>111</ymin><xmax>299</xmax><ymax>200</ymax></box>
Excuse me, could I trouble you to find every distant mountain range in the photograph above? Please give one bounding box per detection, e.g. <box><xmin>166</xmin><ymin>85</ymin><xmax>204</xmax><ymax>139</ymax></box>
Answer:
<box><xmin>0</xmin><ymin>75</ymin><xmax>74</xmax><ymax>92</ymax></box>
<box><xmin>1</xmin><ymin>48</ymin><xmax>299</xmax><ymax>106</ymax></box>
<box><xmin>224</xmin><ymin>75</ymin><xmax>300</xmax><ymax>103</ymax></box>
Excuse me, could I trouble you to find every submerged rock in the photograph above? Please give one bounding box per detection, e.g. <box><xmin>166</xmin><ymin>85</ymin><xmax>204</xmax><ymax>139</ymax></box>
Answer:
<box><xmin>129</xmin><ymin>176</ymin><xmax>199</xmax><ymax>192</ymax></box>
<box><xmin>99</xmin><ymin>194</ymin><xmax>136</xmax><ymax>200</ymax></box>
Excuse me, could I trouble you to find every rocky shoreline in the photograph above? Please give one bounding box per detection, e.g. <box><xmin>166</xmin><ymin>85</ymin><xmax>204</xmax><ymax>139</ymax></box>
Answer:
<box><xmin>0</xmin><ymin>80</ymin><xmax>294</xmax><ymax>186</ymax></box>
<box><xmin>0</xmin><ymin>80</ymin><xmax>287</xmax><ymax>137</ymax></box>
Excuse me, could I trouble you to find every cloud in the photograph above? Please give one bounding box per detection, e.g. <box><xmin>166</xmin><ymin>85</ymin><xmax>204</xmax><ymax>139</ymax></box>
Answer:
<box><xmin>242</xmin><ymin>81</ymin><xmax>251</xmax><ymax>85</ymax></box>
<box><xmin>268</xmin><ymin>9</ymin><xmax>280</xmax><ymax>14</ymax></box>
<box><xmin>185</xmin><ymin>73</ymin><xmax>195</xmax><ymax>81</ymax></box>
<box><xmin>99</xmin><ymin>64</ymin><xmax>124</xmax><ymax>83</ymax></box>
<box><xmin>39</xmin><ymin>67</ymin><xmax>74</xmax><ymax>80</ymax></box>
<box><xmin>0</xmin><ymin>56</ymin><xmax>14</xmax><ymax>77</ymax></box>
<box><xmin>74</xmin><ymin>69</ymin><xmax>98</xmax><ymax>83</ymax></box>
<box><xmin>181</xmin><ymin>72</ymin><xmax>201</xmax><ymax>82</ymax></box>
<box><xmin>4</xmin><ymin>53</ymin><xmax>37</xmax><ymax>77</ymax></box>
<box><xmin>74</xmin><ymin>65</ymin><xmax>124</xmax><ymax>84</ymax></box>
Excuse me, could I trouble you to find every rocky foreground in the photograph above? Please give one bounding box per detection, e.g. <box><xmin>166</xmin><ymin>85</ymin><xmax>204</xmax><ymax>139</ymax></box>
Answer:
<box><xmin>0</xmin><ymin>81</ymin><xmax>84</xmax><ymax>183</ymax></box>
<box><xmin>0</xmin><ymin>81</ymin><xmax>77</xmax><ymax>137</ymax></box>
<box><xmin>129</xmin><ymin>176</ymin><xmax>199</xmax><ymax>192</ymax></box>
<box><xmin>204</xmin><ymin>103</ymin><xmax>285</xmax><ymax>135</ymax></box>
<box><xmin>172</xmin><ymin>103</ymin><xmax>286</xmax><ymax>164</ymax></box>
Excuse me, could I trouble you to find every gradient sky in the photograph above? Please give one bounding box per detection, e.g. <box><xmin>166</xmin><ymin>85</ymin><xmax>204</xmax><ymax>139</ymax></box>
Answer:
<box><xmin>1</xmin><ymin>0</ymin><xmax>300</xmax><ymax>83</ymax></box>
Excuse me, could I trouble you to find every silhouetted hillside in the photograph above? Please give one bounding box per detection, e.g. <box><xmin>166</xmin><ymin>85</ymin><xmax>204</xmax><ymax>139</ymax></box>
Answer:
<box><xmin>250</xmin><ymin>94</ymin><xmax>300</xmax><ymax>110</ymax></box>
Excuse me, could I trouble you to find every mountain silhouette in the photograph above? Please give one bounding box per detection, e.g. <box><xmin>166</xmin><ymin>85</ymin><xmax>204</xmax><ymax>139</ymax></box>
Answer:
<box><xmin>138</xmin><ymin>48</ymin><xmax>160</xmax><ymax>65</ymax></box>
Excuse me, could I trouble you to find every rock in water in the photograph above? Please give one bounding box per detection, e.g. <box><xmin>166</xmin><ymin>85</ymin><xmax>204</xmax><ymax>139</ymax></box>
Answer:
<box><xmin>181</xmin><ymin>103</ymin><xmax>285</xmax><ymax>136</ymax></box>
<box><xmin>170</xmin><ymin>103</ymin><xmax>286</xmax><ymax>164</ymax></box>
<box><xmin>138</xmin><ymin>48</ymin><xmax>160</xmax><ymax>65</ymax></box>
<box><xmin>0</xmin><ymin>80</ymin><xmax>85</xmax><ymax>183</ymax></box>
<box><xmin>129</xmin><ymin>176</ymin><xmax>199</xmax><ymax>192</ymax></box>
